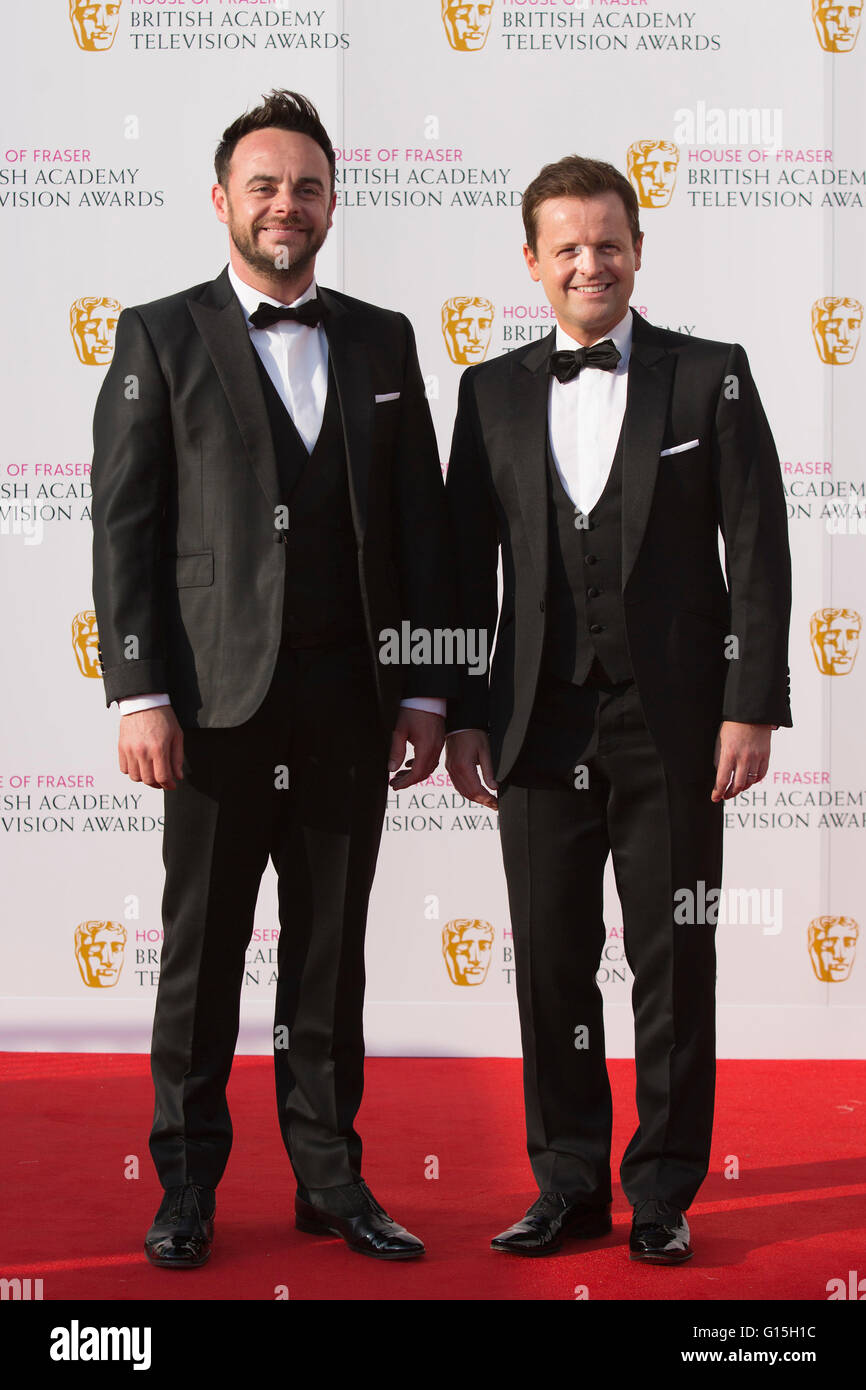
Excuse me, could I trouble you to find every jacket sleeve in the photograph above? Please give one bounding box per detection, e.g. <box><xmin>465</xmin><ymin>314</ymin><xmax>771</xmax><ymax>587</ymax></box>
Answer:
<box><xmin>91</xmin><ymin>307</ymin><xmax>174</xmax><ymax>706</ymax></box>
<box><xmin>444</xmin><ymin>366</ymin><xmax>501</xmax><ymax>733</ymax></box>
<box><xmin>391</xmin><ymin>314</ymin><xmax>460</xmax><ymax>700</ymax></box>
<box><xmin>714</xmin><ymin>343</ymin><xmax>792</xmax><ymax>727</ymax></box>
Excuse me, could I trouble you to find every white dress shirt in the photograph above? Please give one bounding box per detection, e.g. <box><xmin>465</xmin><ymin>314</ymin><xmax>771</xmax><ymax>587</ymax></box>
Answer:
<box><xmin>548</xmin><ymin>310</ymin><xmax>633</xmax><ymax>515</ymax></box>
<box><xmin>118</xmin><ymin>265</ymin><xmax>443</xmax><ymax>719</ymax></box>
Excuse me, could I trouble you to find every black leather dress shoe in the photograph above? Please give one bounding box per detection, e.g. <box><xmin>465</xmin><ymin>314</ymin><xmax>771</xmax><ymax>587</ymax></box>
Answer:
<box><xmin>491</xmin><ymin>1193</ymin><xmax>612</xmax><ymax>1256</ymax></box>
<box><xmin>629</xmin><ymin>1199</ymin><xmax>693</xmax><ymax>1264</ymax></box>
<box><xmin>145</xmin><ymin>1184</ymin><xmax>215</xmax><ymax>1269</ymax></box>
<box><xmin>295</xmin><ymin>1179</ymin><xmax>425</xmax><ymax>1260</ymax></box>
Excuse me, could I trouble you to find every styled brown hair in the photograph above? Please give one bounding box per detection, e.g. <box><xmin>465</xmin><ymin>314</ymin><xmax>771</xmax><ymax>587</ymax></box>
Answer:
<box><xmin>522</xmin><ymin>155</ymin><xmax>641</xmax><ymax>253</ymax></box>
<box><xmin>214</xmin><ymin>89</ymin><xmax>335</xmax><ymax>192</ymax></box>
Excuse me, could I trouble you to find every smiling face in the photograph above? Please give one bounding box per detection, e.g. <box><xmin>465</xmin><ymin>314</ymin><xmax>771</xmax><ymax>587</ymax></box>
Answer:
<box><xmin>523</xmin><ymin>192</ymin><xmax>642</xmax><ymax>346</ymax></box>
<box><xmin>212</xmin><ymin>127</ymin><xmax>336</xmax><ymax>298</ymax></box>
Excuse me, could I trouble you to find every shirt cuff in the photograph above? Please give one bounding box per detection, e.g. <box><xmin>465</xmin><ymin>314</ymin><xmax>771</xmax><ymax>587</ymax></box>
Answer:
<box><xmin>400</xmin><ymin>697</ymin><xmax>446</xmax><ymax>718</ymax></box>
<box><xmin>117</xmin><ymin>693</ymin><xmax>171</xmax><ymax>715</ymax></box>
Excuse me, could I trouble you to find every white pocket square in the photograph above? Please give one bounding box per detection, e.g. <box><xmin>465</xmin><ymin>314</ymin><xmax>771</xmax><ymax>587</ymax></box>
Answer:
<box><xmin>660</xmin><ymin>439</ymin><xmax>700</xmax><ymax>457</ymax></box>
<box><xmin>375</xmin><ymin>392</ymin><xmax>400</xmax><ymax>403</ymax></box>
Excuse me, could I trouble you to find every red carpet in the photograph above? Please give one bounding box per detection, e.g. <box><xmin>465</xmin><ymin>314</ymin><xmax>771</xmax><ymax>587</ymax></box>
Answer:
<box><xmin>1</xmin><ymin>1055</ymin><xmax>864</xmax><ymax>1302</ymax></box>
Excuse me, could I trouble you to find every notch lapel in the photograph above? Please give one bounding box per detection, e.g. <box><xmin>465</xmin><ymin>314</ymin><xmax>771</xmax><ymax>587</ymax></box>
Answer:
<box><xmin>317</xmin><ymin>286</ymin><xmax>372</xmax><ymax>543</ymax></box>
<box><xmin>510</xmin><ymin>330</ymin><xmax>556</xmax><ymax>586</ymax></box>
<box><xmin>187</xmin><ymin>270</ymin><xmax>280</xmax><ymax>508</ymax></box>
<box><xmin>621</xmin><ymin>312</ymin><xmax>676</xmax><ymax>590</ymax></box>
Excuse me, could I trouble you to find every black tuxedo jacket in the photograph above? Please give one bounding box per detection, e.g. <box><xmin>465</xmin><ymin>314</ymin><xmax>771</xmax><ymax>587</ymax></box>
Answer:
<box><xmin>91</xmin><ymin>268</ymin><xmax>455</xmax><ymax>730</ymax></box>
<box><xmin>446</xmin><ymin>310</ymin><xmax>792</xmax><ymax>782</ymax></box>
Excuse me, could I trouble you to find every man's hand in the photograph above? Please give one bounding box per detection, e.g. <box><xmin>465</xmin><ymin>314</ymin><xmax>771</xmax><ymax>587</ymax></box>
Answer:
<box><xmin>119</xmin><ymin>706</ymin><xmax>185</xmax><ymax>790</ymax></box>
<box><xmin>711</xmin><ymin>721</ymin><xmax>773</xmax><ymax>802</ymax></box>
<box><xmin>388</xmin><ymin>709</ymin><xmax>445</xmax><ymax>791</ymax></box>
<box><xmin>445</xmin><ymin>729</ymin><xmax>499</xmax><ymax>810</ymax></box>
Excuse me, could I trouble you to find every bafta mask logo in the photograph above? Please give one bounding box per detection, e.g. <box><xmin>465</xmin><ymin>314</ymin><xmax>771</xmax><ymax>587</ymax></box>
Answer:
<box><xmin>442</xmin><ymin>918</ymin><xmax>495</xmax><ymax>986</ymax></box>
<box><xmin>69</xmin><ymin>1</ymin><xmax>121</xmax><ymax>51</ymax></box>
<box><xmin>70</xmin><ymin>296</ymin><xmax>121</xmax><ymax>365</ymax></box>
<box><xmin>808</xmin><ymin>915</ymin><xmax>858</xmax><ymax>981</ymax></box>
<box><xmin>810</xmin><ymin>608</ymin><xmax>861</xmax><ymax>675</ymax></box>
<box><xmin>72</xmin><ymin>610</ymin><xmax>101</xmax><ymax>678</ymax></box>
<box><xmin>627</xmin><ymin>140</ymin><xmax>680</xmax><ymax>209</ymax></box>
<box><xmin>811</xmin><ymin>297</ymin><xmax>863</xmax><ymax>365</ymax></box>
<box><xmin>442</xmin><ymin>296</ymin><xmax>494</xmax><ymax>365</ymax></box>
<box><xmin>75</xmin><ymin>920</ymin><xmax>127</xmax><ymax>988</ymax></box>
<box><xmin>441</xmin><ymin>0</ymin><xmax>493</xmax><ymax>50</ymax></box>
<box><xmin>812</xmin><ymin>0</ymin><xmax>862</xmax><ymax>51</ymax></box>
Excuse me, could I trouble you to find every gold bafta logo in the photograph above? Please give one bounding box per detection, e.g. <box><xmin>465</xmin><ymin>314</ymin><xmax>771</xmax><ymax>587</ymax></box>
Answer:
<box><xmin>70</xmin><ymin>296</ymin><xmax>121</xmax><ymax>365</ymax></box>
<box><xmin>442</xmin><ymin>918</ymin><xmax>495</xmax><ymax>986</ymax></box>
<box><xmin>627</xmin><ymin>140</ymin><xmax>679</xmax><ymax>209</ymax></box>
<box><xmin>75</xmin><ymin>920</ymin><xmax>127</xmax><ymax>988</ymax></box>
<box><xmin>808</xmin><ymin>915</ymin><xmax>858</xmax><ymax>981</ymax></box>
<box><xmin>72</xmin><ymin>611</ymin><xmax>101</xmax><ymax>678</ymax></box>
<box><xmin>812</xmin><ymin>0</ymin><xmax>862</xmax><ymax>51</ymax></box>
<box><xmin>811</xmin><ymin>297</ymin><xmax>863</xmax><ymax>365</ymax></box>
<box><xmin>810</xmin><ymin>608</ymin><xmax>861</xmax><ymax>675</ymax></box>
<box><xmin>441</xmin><ymin>0</ymin><xmax>493</xmax><ymax>50</ymax></box>
<box><xmin>442</xmin><ymin>296</ymin><xmax>494</xmax><ymax>364</ymax></box>
<box><xmin>69</xmin><ymin>0</ymin><xmax>121</xmax><ymax>51</ymax></box>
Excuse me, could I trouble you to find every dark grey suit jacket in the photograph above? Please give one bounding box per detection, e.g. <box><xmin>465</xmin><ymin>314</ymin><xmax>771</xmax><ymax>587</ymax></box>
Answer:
<box><xmin>91</xmin><ymin>268</ymin><xmax>455</xmax><ymax>730</ymax></box>
<box><xmin>445</xmin><ymin>310</ymin><xmax>792</xmax><ymax>782</ymax></box>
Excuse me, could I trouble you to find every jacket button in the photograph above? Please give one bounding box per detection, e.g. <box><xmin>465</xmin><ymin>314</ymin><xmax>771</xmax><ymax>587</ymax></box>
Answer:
<box><xmin>589</xmin><ymin>624</ymin><xmax>604</xmax><ymax>635</ymax></box>
<box><xmin>587</xmin><ymin>587</ymin><xmax>600</xmax><ymax>599</ymax></box>
<box><xmin>584</xmin><ymin>554</ymin><xmax>598</xmax><ymax>566</ymax></box>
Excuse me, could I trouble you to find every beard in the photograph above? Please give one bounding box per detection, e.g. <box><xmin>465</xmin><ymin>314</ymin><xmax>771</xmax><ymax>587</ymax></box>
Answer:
<box><xmin>228</xmin><ymin>210</ymin><xmax>328</xmax><ymax>282</ymax></box>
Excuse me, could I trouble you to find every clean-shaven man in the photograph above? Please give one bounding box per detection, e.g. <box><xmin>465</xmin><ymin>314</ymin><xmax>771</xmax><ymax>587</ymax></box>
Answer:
<box><xmin>446</xmin><ymin>155</ymin><xmax>791</xmax><ymax>1263</ymax></box>
<box><xmin>92</xmin><ymin>90</ymin><xmax>454</xmax><ymax>1266</ymax></box>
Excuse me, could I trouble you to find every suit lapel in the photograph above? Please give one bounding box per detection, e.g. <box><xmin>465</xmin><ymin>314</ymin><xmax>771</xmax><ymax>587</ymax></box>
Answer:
<box><xmin>511</xmin><ymin>330</ymin><xmax>556</xmax><ymax>586</ymax></box>
<box><xmin>621</xmin><ymin>311</ymin><xmax>676</xmax><ymax>590</ymax></box>
<box><xmin>187</xmin><ymin>269</ymin><xmax>280</xmax><ymax>508</ymax></box>
<box><xmin>318</xmin><ymin>286</ymin><xmax>372</xmax><ymax>542</ymax></box>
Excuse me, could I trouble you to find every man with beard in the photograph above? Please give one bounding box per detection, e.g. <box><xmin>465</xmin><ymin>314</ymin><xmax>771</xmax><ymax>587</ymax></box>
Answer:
<box><xmin>91</xmin><ymin>90</ymin><xmax>454</xmax><ymax>1267</ymax></box>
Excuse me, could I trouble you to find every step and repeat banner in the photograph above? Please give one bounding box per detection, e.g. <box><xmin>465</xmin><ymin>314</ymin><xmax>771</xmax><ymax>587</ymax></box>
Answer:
<box><xmin>1</xmin><ymin>0</ymin><xmax>863</xmax><ymax>1058</ymax></box>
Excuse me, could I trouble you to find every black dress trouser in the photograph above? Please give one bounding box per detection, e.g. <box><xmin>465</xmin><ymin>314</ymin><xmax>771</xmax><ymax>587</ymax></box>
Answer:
<box><xmin>149</xmin><ymin>642</ymin><xmax>389</xmax><ymax>1192</ymax></box>
<box><xmin>498</xmin><ymin>675</ymin><xmax>723</xmax><ymax>1210</ymax></box>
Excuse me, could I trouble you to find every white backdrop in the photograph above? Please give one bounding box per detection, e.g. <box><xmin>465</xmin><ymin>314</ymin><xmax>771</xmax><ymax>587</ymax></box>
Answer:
<box><xmin>1</xmin><ymin>0</ymin><xmax>864</xmax><ymax>1058</ymax></box>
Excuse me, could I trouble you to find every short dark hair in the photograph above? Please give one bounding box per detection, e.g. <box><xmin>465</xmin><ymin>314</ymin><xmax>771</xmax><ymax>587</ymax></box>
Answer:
<box><xmin>522</xmin><ymin>155</ymin><xmax>641</xmax><ymax>253</ymax></box>
<box><xmin>214</xmin><ymin>89</ymin><xmax>335</xmax><ymax>192</ymax></box>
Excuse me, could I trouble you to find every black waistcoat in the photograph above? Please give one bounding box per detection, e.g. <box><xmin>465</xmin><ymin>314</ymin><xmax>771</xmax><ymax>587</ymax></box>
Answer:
<box><xmin>541</xmin><ymin>429</ymin><xmax>634</xmax><ymax>685</ymax></box>
<box><xmin>253</xmin><ymin>352</ymin><xmax>366</xmax><ymax>647</ymax></box>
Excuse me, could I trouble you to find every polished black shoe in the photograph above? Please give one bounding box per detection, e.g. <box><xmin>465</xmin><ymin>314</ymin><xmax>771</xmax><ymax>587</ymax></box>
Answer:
<box><xmin>491</xmin><ymin>1192</ymin><xmax>612</xmax><ymax>1256</ymax></box>
<box><xmin>295</xmin><ymin>1179</ymin><xmax>425</xmax><ymax>1260</ymax></box>
<box><xmin>145</xmin><ymin>1184</ymin><xmax>215</xmax><ymax>1269</ymax></box>
<box><xmin>629</xmin><ymin>1199</ymin><xmax>693</xmax><ymax>1264</ymax></box>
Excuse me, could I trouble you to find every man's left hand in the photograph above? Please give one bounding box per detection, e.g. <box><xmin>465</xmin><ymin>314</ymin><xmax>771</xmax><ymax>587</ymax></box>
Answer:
<box><xmin>712</xmin><ymin>721</ymin><xmax>773</xmax><ymax>802</ymax></box>
<box><xmin>388</xmin><ymin>709</ymin><xmax>446</xmax><ymax>791</ymax></box>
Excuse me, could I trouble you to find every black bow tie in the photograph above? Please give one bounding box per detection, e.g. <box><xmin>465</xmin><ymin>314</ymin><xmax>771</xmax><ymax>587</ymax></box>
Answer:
<box><xmin>248</xmin><ymin>298</ymin><xmax>325</xmax><ymax>330</ymax></box>
<box><xmin>548</xmin><ymin>339</ymin><xmax>621</xmax><ymax>383</ymax></box>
